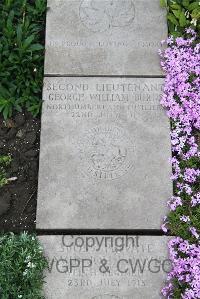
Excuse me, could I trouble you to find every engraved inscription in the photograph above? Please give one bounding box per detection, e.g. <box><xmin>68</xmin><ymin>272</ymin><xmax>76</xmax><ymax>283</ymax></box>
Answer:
<box><xmin>79</xmin><ymin>0</ymin><xmax>135</xmax><ymax>32</ymax></box>
<box><xmin>91</xmin><ymin>295</ymin><xmax>121</xmax><ymax>299</ymax></box>
<box><xmin>47</xmin><ymin>40</ymin><xmax>161</xmax><ymax>49</ymax></box>
<box><xmin>41</xmin><ymin>236</ymin><xmax>170</xmax><ymax>298</ymax></box>
<box><xmin>78</xmin><ymin>125</ymin><xmax>134</xmax><ymax>180</ymax></box>
<box><xmin>45</xmin><ymin>0</ymin><xmax>167</xmax><ymax>75</ymax></box>
<box><xmin>44</xmin><ymin>81</ymin><xmax>164</xmax><ymax>123</ymax></box>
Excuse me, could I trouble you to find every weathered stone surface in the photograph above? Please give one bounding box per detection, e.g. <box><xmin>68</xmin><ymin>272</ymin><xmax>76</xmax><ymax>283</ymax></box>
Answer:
<box><xmin>36</xmin><ymin>77</ymin><xmax>172</xmax><ymax>229</ymax></box>
<box><xmin>39</xmin><ymin>235</ymin><xmax>170</xmax><ymax>299</ymax></box>
<box><xmin>45</xmin><ymin>0</ymin><xmax>167</xmax><ymax>75</ymax></box>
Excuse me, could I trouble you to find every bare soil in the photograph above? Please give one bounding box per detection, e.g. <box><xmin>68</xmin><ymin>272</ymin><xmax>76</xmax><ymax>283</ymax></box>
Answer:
<box><xmin>0</xmin><ymin>111</ymin><xmax>40</xmax><ymax>232</ymax></box>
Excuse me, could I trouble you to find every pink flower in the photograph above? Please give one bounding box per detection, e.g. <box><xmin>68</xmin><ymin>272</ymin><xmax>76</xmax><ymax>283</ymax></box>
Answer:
<box><xmin>180</xmin><ymin>216</ymin><xmax>190</xmax><ymax>223</ymax></box>
<box><xmin>167</xmin><ymin>196</ymin><xmax>182</xmax><ymax>211</ymax></box>
<box><xmin>191</xmin><ymin>193</ymin><xmax>200</xmax><ymax>207</ymax></box>
<box><xmin>184</xmin><ymin>168</ymin><xmax>200</xmax><ymax>183</ymax></box>
<box><xmin>189</xmin><ymin>227</ymin><xmax>199</xmax><ymax>240</ymax></box>
<box><xmin>160</xmin><ymin>31</ymin><xmax>200</xmax><ymax>299</ymax></box>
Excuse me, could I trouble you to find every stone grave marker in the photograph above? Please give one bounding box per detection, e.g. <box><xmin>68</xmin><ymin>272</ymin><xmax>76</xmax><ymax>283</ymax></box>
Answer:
<box><xmin>39</xmin><ymin>235</ymin><xmax>170</xmax><ymax>299</ymax></box>
<box><xmin>36</xmin><ymin>77</ymin><xmax>172</xmax><ymax>229</ymax></box>
<box><xmin>37</xmin><ymin>1</ymin><xmax>171</xmax><ymax>297</ymax></box>
<box><xmin>45</xmin><ymin>0</ymin><xmax>167</xmax><ymax>75</ymax></box>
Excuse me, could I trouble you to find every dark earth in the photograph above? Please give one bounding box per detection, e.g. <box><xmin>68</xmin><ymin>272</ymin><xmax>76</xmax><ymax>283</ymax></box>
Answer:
<box><xmin>0</xmin><ymin>111</ymin><xmax>40</xmax><ymax>232</ymax></box>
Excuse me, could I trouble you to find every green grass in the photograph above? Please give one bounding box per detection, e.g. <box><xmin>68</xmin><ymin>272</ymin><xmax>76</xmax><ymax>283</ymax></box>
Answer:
<box><xmin>0</xmin><ymin>155</ymin><xmax>12</xmax><ymax>187</ymax></box>
<box><xmin>0</xmin><ymin>0</ymin><xmax>46</xmax><ymax>119</ymax></box>
<box><xmin>0</xmin><ymin>233</ymin><xmax>48</xmax><ymax>299</ymax></box>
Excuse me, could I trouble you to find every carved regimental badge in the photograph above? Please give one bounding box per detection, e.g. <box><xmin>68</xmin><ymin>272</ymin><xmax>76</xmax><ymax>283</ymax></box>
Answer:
<box><xmin>79</xmin><ymin>0</ymin><xmax>135</xmax><ymax>32</ymax></box>
<box><xmin>78</xmin><ymin>125</ymin><xmax>134</xmax><ymax>180</ymax></box>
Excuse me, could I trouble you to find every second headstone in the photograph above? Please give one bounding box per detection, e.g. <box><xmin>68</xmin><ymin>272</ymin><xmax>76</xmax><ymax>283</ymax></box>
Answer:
<box><xmin>36</xmin><ymin>77</ymin><xmax>172</xmax><ymax>229</ymax></box>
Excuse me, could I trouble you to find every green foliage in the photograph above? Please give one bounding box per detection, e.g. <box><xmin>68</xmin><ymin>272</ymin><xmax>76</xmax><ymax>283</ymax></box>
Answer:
<box><xmin>0</xmin><ymin>232</ymin><xmax>48</xmax><ymax>299</ymax></box>
<box><xmin>168</xmin><ymin>204</ymin><xmax>200</xmax><ymax>243</ymax></box>
<box><xmin>171</xmin><ymin>279</ymin><xmax>187</xmax><ymax>299</ymax></box>
<box><xmin>0</xmin><ymin>155</ymin><xmax>12</xmax><ymax>166</ymax></box>
<box><xmin>0</xmin><ymin>0</ymin><xmax>46</xmax><ymax>119</ymax></box>
<box><xmin>160</xmin><ymin>0</ymin><xmax>200</xmax><ymax>36</ymax></box>
<box><xmin>0</xmin><ymin>155</ymin><xmax>12</xmax><ymax>187</ymax></box>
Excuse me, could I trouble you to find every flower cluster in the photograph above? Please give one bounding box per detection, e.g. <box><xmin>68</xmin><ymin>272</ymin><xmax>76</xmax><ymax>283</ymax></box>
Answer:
<box><xmin>162</xmin><ymin>237</ymin><xmax>200</xmax><ymax>299</ymax></box>
<box><xmin>159</xmin><ymin>29</ymin><xmax>200</xmax><ymax>298</ymax></box>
